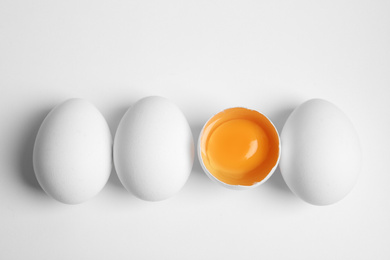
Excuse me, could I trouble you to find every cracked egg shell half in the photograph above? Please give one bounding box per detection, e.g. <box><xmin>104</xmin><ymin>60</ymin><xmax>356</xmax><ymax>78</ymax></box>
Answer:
<box><xmin>198</xmin><ymin>107</ymin><xmax>281</xmax><ymax>189</ymax></box>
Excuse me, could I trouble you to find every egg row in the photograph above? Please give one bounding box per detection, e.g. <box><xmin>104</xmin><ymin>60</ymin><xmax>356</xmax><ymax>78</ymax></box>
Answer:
<box><xmin>33</xmin><ymin>97</ymin><xmax>361</xmax><ymax>206</ymax></box>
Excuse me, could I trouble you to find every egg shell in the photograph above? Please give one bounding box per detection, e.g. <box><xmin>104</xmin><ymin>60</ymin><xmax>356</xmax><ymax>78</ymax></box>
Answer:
<box><xmin>33</xmin><ymin>99</ymin><xmax>112</xmax><ymax>204</ymax></box>
<box><xmin>280</xmin><ymin>99</ymin><xmax>361</xmax><ymax>206</ymax></box>
<box><xmin>197</xmin><ymin>108</ymin><xmax>281</xmax><ymax>190</ymax></box>
<box><xmin>113</xmin><ymin>96</ymin><xmax>194</xmax><ymax>201</ymax></box>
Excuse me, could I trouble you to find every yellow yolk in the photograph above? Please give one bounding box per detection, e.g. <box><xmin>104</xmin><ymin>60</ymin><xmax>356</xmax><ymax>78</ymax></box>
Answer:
<box><xmin>200</xmin><ymin>108</ymin><xmax>280</xmax><ymax>186</ymax></box>
<box><xmin>207</xmin><ymin>119</ymin><xmax>269</xmax><ymax>178</ymax></box>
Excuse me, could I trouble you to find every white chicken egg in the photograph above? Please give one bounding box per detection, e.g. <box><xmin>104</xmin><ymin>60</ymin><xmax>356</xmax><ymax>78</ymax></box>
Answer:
<box><xmin>113</xmin><ymin>96</ymin><xmax>194</xmax><ymax>201</ymax></box>
<box><xmin>280</xmin><ymin>99</ymin><xmax>361</xmax><ymax>206</ymax></box>
<box><xmin>33</xmin><ymin>99</ymin><xmax>112</xmax><ymax>204</ymax></box>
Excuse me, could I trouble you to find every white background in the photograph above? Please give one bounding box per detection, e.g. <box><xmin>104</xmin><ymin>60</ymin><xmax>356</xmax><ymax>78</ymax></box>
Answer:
<box><xmin>1</xmin><ymin>0</ymin><xmax>389</xmax><ymax>259</ymax></box>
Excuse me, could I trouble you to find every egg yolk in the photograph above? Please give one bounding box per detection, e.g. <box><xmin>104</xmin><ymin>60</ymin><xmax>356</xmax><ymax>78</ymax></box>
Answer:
<box><xmin>200</xmin><ymin>108</ymin><xmax>280</xmax><ymax>186</ymax></box>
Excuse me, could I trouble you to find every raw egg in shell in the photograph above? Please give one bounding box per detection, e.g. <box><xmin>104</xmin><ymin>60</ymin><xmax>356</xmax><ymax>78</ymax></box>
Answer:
<box><xmin>198</xmin><ymin>107</ymin><xmax>280</xmax><ymax>189</ymax></box>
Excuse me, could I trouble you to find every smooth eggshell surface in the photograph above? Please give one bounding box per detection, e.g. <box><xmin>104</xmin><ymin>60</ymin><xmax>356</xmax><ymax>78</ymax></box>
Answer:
<box><xmin>114</xmin><ymin>96</ymin><xmax>194</xmax><ymax>201</ymax></box>
<box><xmin>280</xmin><ymin>99</ymin><xmax>361</xmax><ymax>206</ymax></box>
<box><xmin>33</xmin><ymin>99</ymin><xmax>112</xmax><ymax>204</ymax></box>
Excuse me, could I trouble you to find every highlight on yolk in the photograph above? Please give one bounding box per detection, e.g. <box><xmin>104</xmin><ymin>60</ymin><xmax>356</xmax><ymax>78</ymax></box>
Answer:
<box><xmin>200</xmin><ymin>108</ymin><xmax>280</xmax><ymax>186</ymax></box>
